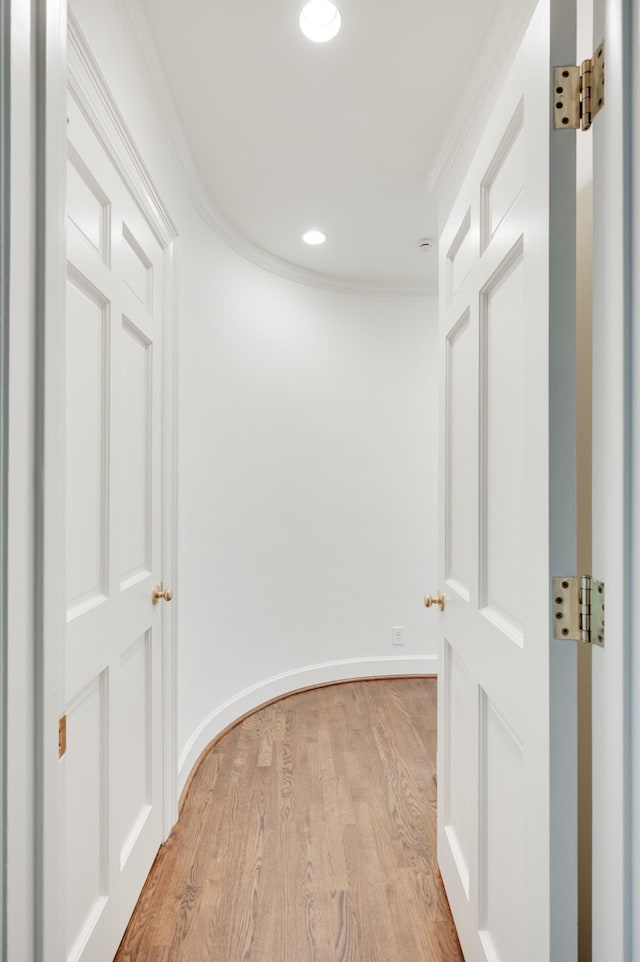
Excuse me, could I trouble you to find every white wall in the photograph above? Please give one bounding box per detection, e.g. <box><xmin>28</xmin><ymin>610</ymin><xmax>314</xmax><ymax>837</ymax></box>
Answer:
<box><xmin>69</xmin><ymin>0</ymin><xmax>439</xmax><ymax>794</ymax></box>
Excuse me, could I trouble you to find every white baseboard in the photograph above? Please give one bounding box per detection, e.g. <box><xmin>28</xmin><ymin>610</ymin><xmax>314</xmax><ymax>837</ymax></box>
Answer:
<box><xmin>177</xmin><ymin>654</ymin><xmax>438</xmax><ymax>794</ymax></box>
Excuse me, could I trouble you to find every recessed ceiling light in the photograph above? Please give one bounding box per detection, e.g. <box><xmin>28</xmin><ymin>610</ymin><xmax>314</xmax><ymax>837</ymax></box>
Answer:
<box><xmin>302</xmin><ymin>229</ymin><xmax>327</xmax><ymax>245</ymax></box>
<box><xmin>299</xmin><ymin>1</ymin><xmax>342</xmax><ymax>43</ymax></box>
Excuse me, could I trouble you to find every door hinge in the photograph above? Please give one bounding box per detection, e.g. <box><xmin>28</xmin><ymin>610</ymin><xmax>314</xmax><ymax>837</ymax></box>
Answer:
<box><xmin>553</xmin><ymin>576</ymin><xmax>605</xmax><ymax>647</ymax></box>
<box><xmin>553</xmin><ymin>40</ymin><xmax>605</xmax><ymax>131</ymax></box>
<box><xmin>58</xmin><ymin>714</ymin><xmax>67</xmax><ymax>758</ymax></box>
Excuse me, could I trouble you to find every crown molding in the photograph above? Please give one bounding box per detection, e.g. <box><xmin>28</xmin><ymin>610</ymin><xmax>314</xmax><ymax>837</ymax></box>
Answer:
<box><xmin>425</xmin><ymin>0</ymin><xmax>537</xmax><ymax>198</ymax></box>
<box><xmin>108</xmin><ymin>0</ymin><xmax>434</xmax><ymax>298</ymax></box>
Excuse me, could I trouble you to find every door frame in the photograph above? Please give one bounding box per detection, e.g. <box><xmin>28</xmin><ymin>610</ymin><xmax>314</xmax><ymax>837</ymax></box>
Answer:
<box><xmin>37</xmin><ymin>7</ymin><xmax>180</xmax><ymax>960</ymax></box>
<box><xmin>35</xmin><ymin>1</ymin><xmax>69</xmax><ymax>957</ymax></box>
<box><xmin>28</xmin><ymin>0</ymin><xmax>639</xmax><ymax>959</ymax></box>
<box><xmin>590</xmin><ymin>0</ymin><xmax>636</xmax><ymax>958</ymax></box>
<box><xmin>0</xmin><ymin>0</ymin><xmax>10</xmax><ymax>952</ymax></box>
<box><xmin>631</xmin><ymin>0</ymin><xmax>639</xmax><ymax>951</ymax></box>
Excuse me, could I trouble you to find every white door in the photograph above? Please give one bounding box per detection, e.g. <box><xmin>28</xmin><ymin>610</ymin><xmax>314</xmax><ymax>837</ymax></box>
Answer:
<box><xmin>436</xmin><ymin>2</ymin><xmax>578</xmax><ymax>960</ymax></box>
<box><xmin>63</xmin><ymin>92</ymin><xmax>167</xmax><ymax>962</ymax></box>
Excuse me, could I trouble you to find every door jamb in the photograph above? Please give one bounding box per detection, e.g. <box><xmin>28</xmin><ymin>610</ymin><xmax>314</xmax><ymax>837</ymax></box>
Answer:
<box><xmin>590</xmin><ymin>0</ymin><xmax>634</xmax><ymax>957</ymax></box>
<box><xmin>631</xmin><ymin>0</ymin><xmax>639</xmax><ymax>950</ymax></box>
<box><xmin>0</xmin><ymin>0</ymin><xmax>10</xmax><ymax>953</ymax></box>
<box><xmin>35</xmin><ymin>1</ymin><xmax>68</xmax><ymax>959</ymax></box>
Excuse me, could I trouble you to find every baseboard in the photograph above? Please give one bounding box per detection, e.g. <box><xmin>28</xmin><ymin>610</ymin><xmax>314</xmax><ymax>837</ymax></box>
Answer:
<box><xmin>177</xmin><ymin>654</ymin><xmax>438</xmax><ymax>794</ymax></box>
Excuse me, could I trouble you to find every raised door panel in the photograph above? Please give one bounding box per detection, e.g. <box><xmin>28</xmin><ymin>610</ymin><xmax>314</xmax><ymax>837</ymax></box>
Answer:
<box><xmin>480</xmin><ymin>105</ymin><xmax>525</xmax><ymax>252</ymax></box>
<box><xmin>445</xmin><ymin>311</ymin><xmax>475</xmax><ymax>602</ymax></box>
<box><xmin>65</xmin><ymin>271</ymin><xmax>110</xmax><ymax>618</ymax></box>
<box><xmin>478</xmin><ymin>694</ymin><xmax>525</xmax><ymax>962</ymax></box>
<box><xmin>479</xmin><ymin>247</ymin><xmax>526</xmax><ymax>644</ymax></box>
<box><xmin>446</xmin><ymin>210</ymin><xmax>475</xmax><ymax>304</ymax></box>
<box><xmin>121</xmin><ymin>224</ymin><xmax>153</xmax><ymax>312</ymax></box>
<box><xmin>67</xmin><ymin>146</ymin><xmax>111</xmax><ymax>264</ymax></box>
<box><xmin>119</xmin><ymin>317</ymin><xmax>152</xmax><ymax>589</ymax></box>
<box><xmin>64</xmin><ymin>675</ymin><xmax>108</xmax><ymax>962</ymax></box>
<box><xmin>118</xmin><ymin>632</ymin><xmax>152</xmax><ymax>870</ymax></box>
<box><xmin>443</xmin><ymin>643</ymin><xmax>475</xmax><ymax>899</ymax></box>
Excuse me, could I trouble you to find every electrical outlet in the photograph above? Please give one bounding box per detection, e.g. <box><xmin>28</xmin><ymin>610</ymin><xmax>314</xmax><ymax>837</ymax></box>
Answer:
<box><xmin>392</xmin><ymin>626</ymin><xmax>405</xmax><ymax>646</ymax></box>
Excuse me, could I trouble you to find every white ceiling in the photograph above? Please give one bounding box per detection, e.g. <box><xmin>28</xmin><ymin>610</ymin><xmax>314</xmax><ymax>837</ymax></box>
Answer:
<box><xmin>137</xmin><ymin>0</ymin><xmax>521</xmax><ymax>292</ymax></box>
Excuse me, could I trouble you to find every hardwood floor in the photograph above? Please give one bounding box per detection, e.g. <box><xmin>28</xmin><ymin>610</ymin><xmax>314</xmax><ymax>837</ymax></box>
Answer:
<box><xmin>114</xmin><ymin>678</ymin><xmax>464</xmax><ymax>962</ymax></box>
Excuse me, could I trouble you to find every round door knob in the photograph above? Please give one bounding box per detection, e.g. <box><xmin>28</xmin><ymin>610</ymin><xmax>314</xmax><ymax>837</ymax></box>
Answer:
<box><xmin>152</xmin><ymin>584</ymin><xmax>173</xmax><ymax>605</ymax></box>
<box><xmin>424</xmin><ymin>592</ymin><xmax>446</xmax><ymax>612</ymax></box>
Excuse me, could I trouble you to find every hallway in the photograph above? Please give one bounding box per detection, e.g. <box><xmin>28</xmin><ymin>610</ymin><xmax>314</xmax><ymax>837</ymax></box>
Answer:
<box><xmin>114</xmin><ymin>678</ymin><xmax>463</xmax><ymax>962</ymax></box>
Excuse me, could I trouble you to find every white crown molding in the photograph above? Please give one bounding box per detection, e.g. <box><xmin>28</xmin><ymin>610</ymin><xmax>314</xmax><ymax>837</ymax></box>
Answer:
<box><xmin>67</xmin><ymin>9</ymin><xmax>178</xmax><ymax>247</ymax></box>
<box><xmin>177</xmin><ymin>654</ymin><xmax>438</xmax><ymax>793</ymax></box>
<box><xmin>425</xmin><ymin>0</ymin><xmax>537</xmax><ymax>197</ymax></box>
<box><xmin>112</xmin><ymin>0</ymin><xmax>435</xmax><ymax>298</ymax></box>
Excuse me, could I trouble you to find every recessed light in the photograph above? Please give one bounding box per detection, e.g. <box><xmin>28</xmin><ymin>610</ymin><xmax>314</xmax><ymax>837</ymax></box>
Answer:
<box><xmin>299</xmin><ymin>1</ymin><xmax>342</xmax><ymax>43</ymax></box>
<box><xmin>302</xmin><ymin>230</ymin><xmax>327</xmax><ymax>245</ymax></box>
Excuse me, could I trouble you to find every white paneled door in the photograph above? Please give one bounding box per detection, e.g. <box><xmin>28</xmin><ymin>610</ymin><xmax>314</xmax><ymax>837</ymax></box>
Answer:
<box><xmin>64</xmin><ymin>94</ymin><xmax>166</xmax><ymax>962</ymax></box>
<box><xmin>437</xmin><ymin>2</ymin><xmax>577</xmax><ymax>961</ymax></box>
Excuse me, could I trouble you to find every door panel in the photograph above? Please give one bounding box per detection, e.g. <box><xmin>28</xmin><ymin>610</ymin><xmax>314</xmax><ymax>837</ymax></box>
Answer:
<box><xmin>480</xmin><ymin>105</ymin><xmax>524</xmax><ymax>251</ymax></box>
<box><xmin>64</xmin><ymin>674</ymin><xmax>108</xmax><ymax>958</ymax></box>
<box><xmin>445</xmin><ymin>310</ymin><xmax>474</xmax><ymax>600</ymax></box>
<box><xmin>119</xmin><ymin>316</ymin><xmax>153</xmax><ymax>586</ymax></box>
<box><xmin>481</xmin><ymin>245</ymin><xmax>525</xmax><ymax>639</ymax></box>
<box><xmin>64</xmin><ymin>92</ymin><xmax>164</xmax><ymax>962</ymax></box>
<box><xmin>118</xmin><ymin>631</ymin><xmax>152</xmax><ymax>868</ymax></box>
<box><xmin>443</xmin><ymin>643</ymin><xmax>475</xmax><ymax>897</ymax></box>
<box><xmin>437</xmin><ymin>2</ymin><xmax>577</xmax><ymax>960</ymax></box>
<box><xmin>479</xmin><ymin>694</ymin><xmax>525</xmax><ymax>962</ymax></box>
<box><xmin>65</xmin><ymin>272</ymin><xmax>109</xmax><ymax>615</ymax></box>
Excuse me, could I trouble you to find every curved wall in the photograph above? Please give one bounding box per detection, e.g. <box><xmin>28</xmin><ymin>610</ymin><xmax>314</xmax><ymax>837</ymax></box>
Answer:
<box><xmin>70</xmin><ymin>0</ymin><xmax>440</xmax><ymax>796</ymax></box>
<box><xmin>178</xmin><ymin>258</ymin><xmax>438</xmax><ymax>786</ymax></box>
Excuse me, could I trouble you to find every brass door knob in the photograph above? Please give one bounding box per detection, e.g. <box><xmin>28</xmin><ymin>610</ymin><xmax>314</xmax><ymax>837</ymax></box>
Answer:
<box><xmin>424</xmin><ymin>592</ymin><xmax>446</xmax><ymax>612</ymax></box>
<box><xmin>152</xmin><ymin>583</ymin><xmax>173</xmax><ymax>605</ymax></box>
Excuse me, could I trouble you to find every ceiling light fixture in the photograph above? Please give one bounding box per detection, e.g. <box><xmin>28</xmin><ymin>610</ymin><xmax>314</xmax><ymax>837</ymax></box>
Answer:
<box><xmin>299</xmin><ymin>1</ymin><xmax>342</xmax><ymax>43</ymax></box>
<box><xmin>302</xmin><ymin>230</ymin><xmax>327</xmax><ymax>245</ymax></box>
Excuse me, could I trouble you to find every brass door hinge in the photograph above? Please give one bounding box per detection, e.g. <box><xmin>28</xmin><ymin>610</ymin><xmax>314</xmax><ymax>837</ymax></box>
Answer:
<box><xmin>59</xmin><ymin>714</ymin><xmax>67</xmax><ymax>758</ymax></box>
<box><xmin>553</xmin><ymin>41</ymin><xmax>605</xmax><ymax>131</ymax></box>
<box><xmin>553</xmin><ymin>576</ymin><xmax>605</xmax><ymax>647</ymax></box>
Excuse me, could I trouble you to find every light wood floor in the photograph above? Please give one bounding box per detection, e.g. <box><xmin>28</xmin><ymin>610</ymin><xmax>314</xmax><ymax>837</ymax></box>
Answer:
<box><xmin>114</xmin><ymin>678</ymin><xmax>464</xmax><ymax>962</ymax></box>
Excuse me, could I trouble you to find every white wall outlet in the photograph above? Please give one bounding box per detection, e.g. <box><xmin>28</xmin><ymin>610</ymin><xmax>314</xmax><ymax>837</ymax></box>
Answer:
<box><xmin>392</xmin><ymin>626</ymin><xmax>405</xmax><ymax>646</ymax></box>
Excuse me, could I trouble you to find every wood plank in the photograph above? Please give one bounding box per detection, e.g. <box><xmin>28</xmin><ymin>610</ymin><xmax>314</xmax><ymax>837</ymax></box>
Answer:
<box><xmin>114</xmin><ymin>678</ymin><xmax>463</xmax><ymax>962</ymax></box>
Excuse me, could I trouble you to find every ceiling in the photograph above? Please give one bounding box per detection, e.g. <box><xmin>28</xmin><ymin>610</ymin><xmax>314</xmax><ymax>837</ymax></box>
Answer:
<box><xmin>137</xmin><ymin>0</ymin><xmax>520</xmax><ymax>292</ymax></box>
